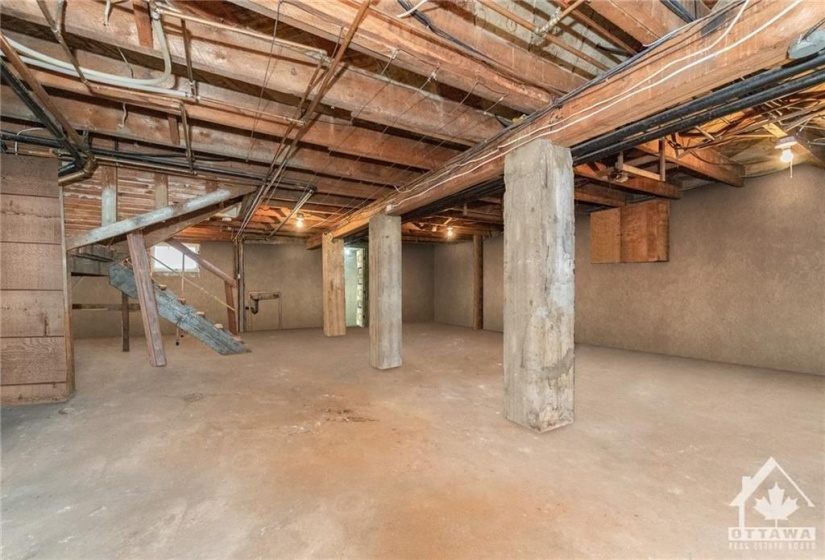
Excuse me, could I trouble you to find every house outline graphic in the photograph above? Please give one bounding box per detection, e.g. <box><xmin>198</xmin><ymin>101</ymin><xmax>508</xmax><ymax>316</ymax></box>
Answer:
<box><xmin>730</xmin><ymin>457</ymin><xmax>815</xmax><ymax>528</ymax></box>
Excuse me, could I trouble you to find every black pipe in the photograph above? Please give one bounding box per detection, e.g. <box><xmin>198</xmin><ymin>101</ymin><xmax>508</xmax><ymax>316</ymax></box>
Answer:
<box><xmin>661</xmin><ymin>0</ymin><xmax>695</xmax><ymax>24</ymax></box>
<box><xmin>0</xmin><ymin>131</ymin><xmax>267</xmax><ymax>182</ymax></box>
<box><xmin>1</xmin><ymin>60</ymin><xmax>84</xmax><ymax>165</ymax></box>
<box><xmin>572</xmin><ymin>52</ymin><xmax>825</xmax><ymax>160</ymax></box>
<box><xmin>575</xmin><ymin>65</ymin><xmax>825</xmax><ymax>164</ymax></box>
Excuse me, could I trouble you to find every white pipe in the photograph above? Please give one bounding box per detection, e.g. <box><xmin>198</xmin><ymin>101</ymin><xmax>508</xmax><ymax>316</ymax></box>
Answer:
<box><xmin>5</xmin><ymin>15</ymin><xmax>173</xmax><ymax>88</ymax></box>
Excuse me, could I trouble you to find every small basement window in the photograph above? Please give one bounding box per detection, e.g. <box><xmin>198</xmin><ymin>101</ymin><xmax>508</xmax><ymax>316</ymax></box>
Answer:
<box><xmin>151</xmin><ymin>243</ymin><xmax>200</xmax><ymax>273</ymax></box>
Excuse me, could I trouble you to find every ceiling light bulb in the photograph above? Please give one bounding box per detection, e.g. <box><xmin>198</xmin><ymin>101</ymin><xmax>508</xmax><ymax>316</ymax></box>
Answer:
<box><xmin>295</xmin><ymin>212</ymin><xmax>305</xmax><ymax>228</ymax></box>
<box><xmin>780</xmin><ymin>147</ymin><xmax>794</xmax><ymax>164</ymax></box>
<box><xmin>446</xmin><ymin>226</ymin><xmax>455</xmax><ymax>238</ymax></box>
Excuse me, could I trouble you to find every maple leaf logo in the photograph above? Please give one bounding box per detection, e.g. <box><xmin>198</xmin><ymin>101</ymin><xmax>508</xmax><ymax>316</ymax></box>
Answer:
<box><xmin>753</xmin><ymin>483</ymin><xmax>799</xmax><ymax>526</ymax></box>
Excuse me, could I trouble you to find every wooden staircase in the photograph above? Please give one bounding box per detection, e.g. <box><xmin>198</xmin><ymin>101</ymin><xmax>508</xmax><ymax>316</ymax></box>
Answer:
<box><xmin>109</xmin><ymin>262</ymin><xmax>249</xmax><ymax>355</ymax></box>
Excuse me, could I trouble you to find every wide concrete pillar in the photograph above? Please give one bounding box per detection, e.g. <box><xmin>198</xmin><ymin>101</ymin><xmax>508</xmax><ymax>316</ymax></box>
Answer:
<box><xmin>322</xmin><ymin>233</ymin><xmax>347</xmax><ymax>337</ymax></box>
<box><xmin>369</xmin><ymin>214</ymin><xmax>402</xmax><ymax>369</ymax></box>
<box><xmin>503</xmin><ymin>139</ymin><xmax>574</xmax><ymax>432</ymax></box>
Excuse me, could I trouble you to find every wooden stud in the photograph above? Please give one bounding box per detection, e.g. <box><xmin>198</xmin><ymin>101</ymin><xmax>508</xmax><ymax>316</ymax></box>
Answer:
<box><xmin>67</xmin><ymin>186</ymin><xmax>253</xmax><ymax>250</ymax></box>
<box><xmin>126</xmin><ymin>231</ymin><xmax>166</xmax><ymax>367</ymax></box>
<box><xmin>101</xmin><ymin>165</ymin><xmax>118</xmax><ymax>225</ymax></box>
<box><xmin>121</xmin><ymin>292</ymin><xmax>130</xmax><ymax>352</ymax></box>
<box><xmin>131</xmin><ymin>0</ymin><xmax>153</xmax><ymax>47</ymax></box>
<box><xmin>473</xmin><ymin>234</ymin><xmax>483</xmax><ymax>330</ymax></box>
<box><xmin>154</xmin><ymin>173</ymin><xmax>168</xmax><ymax>208</ymax></box>
<box><xmin>322</xmin><ymin>232</ymin><xmax>346</xmax><ymax>337</ymax></box>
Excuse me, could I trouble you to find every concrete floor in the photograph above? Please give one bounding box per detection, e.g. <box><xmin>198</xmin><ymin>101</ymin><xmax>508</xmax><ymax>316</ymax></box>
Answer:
<box><xmin>2</xmin><ymin>323</ymin><xmax>823</xmax><ymax>559</ymax></box>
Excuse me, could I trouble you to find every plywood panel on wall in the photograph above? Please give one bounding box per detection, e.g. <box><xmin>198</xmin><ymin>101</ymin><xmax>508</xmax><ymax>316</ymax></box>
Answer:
<box><xmin>590</xmin><ymin>209</ymin><xmax>621</xmax><ymax>264</ymax></box>
<box><xmin>590</xmin><ymin>200</ymin><xmax>669</xmax><ymax>263</ymax></box>
<box><xmin>0</xmin><ymin>337</ymin><xmax>68</xmax><ymax>384</ymax></box>
<box><xmin>0</xmin><ymin>194</ymin><xmax>62</xmax><ymax>243</ymax></box>
<box><xmin>0</xmin><ymin>157</ymin><xmax>60</xmax><ymax>198</ymax></box>
<box><xmin>0</xmin><ymin>291</ymin><xmax>65</xmax><ymax>337</ymax></box>
<box><xmin>0</xmin><ymin>243</ymin><xmax>63</xmax><ymax>290</ymax></box>
<box><xmin>1</xmin><ymin>154</ymin><xmax>71</xmax><ymax>405</ymax></box>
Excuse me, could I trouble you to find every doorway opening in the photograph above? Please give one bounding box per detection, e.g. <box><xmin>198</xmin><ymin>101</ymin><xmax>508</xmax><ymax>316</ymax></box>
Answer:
<box><xmin>344</xmin><ymin>246</ymin><xmax>367</xmax><ymax>327</ymax></box>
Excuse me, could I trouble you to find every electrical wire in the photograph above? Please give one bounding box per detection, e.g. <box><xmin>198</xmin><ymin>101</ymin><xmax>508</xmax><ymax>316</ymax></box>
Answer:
<box><xmin>5</xmin><ymin>14</ymin><xmax>174</xmax><ymax>89</ymax></box>
<box><xmin>322</xmin><ymin>0</ymin><xmax>796</xmax><ymax>226</ymax></box>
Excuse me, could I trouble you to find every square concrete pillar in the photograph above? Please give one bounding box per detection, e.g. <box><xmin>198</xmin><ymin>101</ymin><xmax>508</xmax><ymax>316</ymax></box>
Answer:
<box><xmin>369</xmin><ymin>214</ymin><xmax>402</xmax><ymax>369</ymax></box>
<box><xmin>322</xmin><ymin>233</ymin><xmax>346</xmax><ymax>337</ymax></box>
<box><xmin>503</xmin><ymin>139</ymin><xmax>574</xmax><ymax>432</ymax></box>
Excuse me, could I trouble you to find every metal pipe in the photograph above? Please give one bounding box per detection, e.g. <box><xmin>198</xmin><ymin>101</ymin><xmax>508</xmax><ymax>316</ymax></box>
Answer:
<box><xmin>36</xmin><ymin>0</ymin><xmax>91</xmax><ymax>89</ymax></box>
<box><xmin>575</xmin><ymin>64</ymin><xmax>825</xmax><ymax>164</ymax></box>
<box><xmin>267</xmin><ymin>187</ymin><xmax>316</xmax><ymax>237</ymax></box>
<box><xmin>238</xmin><ymin>0</ymin><xmax>371</xmax><ymax>238</ymax></box>
<box><xmin>0</xmin><ymin>131</ymin><xmax>266</xmax><ymax>183</ymax></box>
<box><xmin>572</xmin><ymin>52</ymin><xmax>825</xmax><ymax>161</ymax></box>
<box><xmin>0</xmin><ymin>62</ymin><xmax>83</xmax><ymax>163</ymax></box>
<box><xmin>534</xmin><ymin>0</ymin><xmax>587</xmax><ymax>39</ymax></box>
<box><xmin>0</xmin><ymin>33</ymin><xmax>94</xmax><ymax>162</ymax></box>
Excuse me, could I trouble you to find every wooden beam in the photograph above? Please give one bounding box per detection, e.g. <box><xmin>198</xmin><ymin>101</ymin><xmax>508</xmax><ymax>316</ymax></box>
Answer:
<box><xmin>167</xmin><ymin>115</ymin><xmax>180</xmax><ymax>147</ymax></box>
<box><xmin>131</xmin><ymin>0</ymin><xmax>153</xmax><ymax>48</ymax></box>
<box><xmin>636</xmin><ymin>138</ymin><xmax>744</xmax><ymax>187</ymax></box>
<box><xmin>322</xmin><ymin>233</ymin><xmax>346</xmax><ymax>337</ymax></box>
<box><xmin>472</xmin><ymin>234</ymin><xmax>483</xmax><ymax>331</ymax></box>
<box><xmin>588</xmin><ymin>0</ymin><xmax>687</xmax><ymax>45</ymax></box>
<box><xmin>121</xmin><ymin>292</ymin><xmax>130</xmax><ymax>352</ymax></box>
<box><xmin>0</xmin><ymin>3</ymin><xmax>501</xmax><ymax>145</ymax></box>
<box><xmin>154</xmin><ymin>174</ymin><xmax>168</xmax><ymax>208</ymax></box>
<box><xmin>166</xmin><ymin>240</ymin><xmax>235</xmax><ymax>286</ymax></box>
<box><xmin>165</xmin><ymin>241</ymin><xmax>239</xmax><ymax>335</ymax></box>
<box><xmin>126</xmin><ymin>231</ymin><xmax>166</xmax><ymax>367</ymax></box>
<box><xmin>575</xmin><ymin>184</ymin><xmax>627</xmax><ymax>207</ymax></box>
<box><xmin>0</xmin><ymin>87</ymin><xmax>423</xmax><ymax>187</ymax></box>
<box><xmin>224</xmin><ymin>281</ymin><xmax>238</xmax><ymax>336</ymax></box>
<box><xmin>0</xmin><ymin>33</ymin><xmax>464</xmax><ymax>169</ymax></box>
<box><xmin>100</xmin><ymin>165</ymin><xmax>118</xmax><ymax>225</ymax></box>
<box><xmin>233</xmin><ymin>0</ymin><xmax>573</xmax><ymax>111</ymax></box>
<box><xmin>316</xmin><ymin>0</ymin><xmax>813</xmax><ymax>240</ymax></box>
<box><xmin>575</xmin><ymin>164</ymin><xmax>681</xmax><ymax>199</ymax></box>
<box><xmin>67</xmin><ymin>186</ymin><xmax>253</xmax><ymax>250</ymax></box>
<box><xmin>109</xmin><ymin>262</ymin><xmax>249</xmax><ymax>355</ymax></box>
<box><xmin>142</xmin><ymin>202</ymin><xmax>234</xmax><ymax>247</ymax></box>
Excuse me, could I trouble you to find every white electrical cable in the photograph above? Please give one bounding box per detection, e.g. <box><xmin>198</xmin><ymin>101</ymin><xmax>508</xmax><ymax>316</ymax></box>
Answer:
<box><xmin>398</xmin><ymin>0</ymin><xmax>801</xmax><ymax>206</ymax></box>
<box><xmin>4</xmin><ymin>15</ymin><xmax>174</xmax><ymax>88</ymax></box>
<box><xmin>397</xmin><ymin>0</ymin><xmax>428</xmax><ymax>18</ymax></box>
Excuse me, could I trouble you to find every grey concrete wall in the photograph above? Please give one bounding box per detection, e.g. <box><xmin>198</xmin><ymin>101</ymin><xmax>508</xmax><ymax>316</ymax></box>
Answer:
<box><xmin>73</xmin><ymin>241</ymin><xmax>436</xmax><ymax>337</ymax></box>
<box><xmin>433</xmin><ymin>241</ymin><xmax>474</xmax><ymax>327</ymax></box>
<box><xmin>480</xmin><ymin>165</ymin><xmax>825</xmax><ymax>375</ymax></box>
<box><xmin>243</xmin><ymin>242</ymin><xmax>323</xmax><ymax>331</ymax></box>
<box><xmin>402</xmin><ymin>243</ymin><xmax>435</xmax><ymax>322</ymax></box>
<box><xmin>483</xmin><ymin>235</ymin><xmax>504</xmax><ymax>332</ymax></box>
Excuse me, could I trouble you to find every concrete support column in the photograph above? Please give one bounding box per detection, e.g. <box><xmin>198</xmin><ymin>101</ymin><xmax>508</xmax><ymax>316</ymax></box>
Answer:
<box><xmin>369</xmin><ymin>214</ymin><xmax>402</xmax><ymax>369</ymax></box>
<box><xmin>322</xmin><ymin>233</ymin><xmax>346</xmax><ymax>337</ymax></box>
<box><xmin>503</xmin><ymin>139</ymin><xmax>574</xmax><ymax>432</ymax></box>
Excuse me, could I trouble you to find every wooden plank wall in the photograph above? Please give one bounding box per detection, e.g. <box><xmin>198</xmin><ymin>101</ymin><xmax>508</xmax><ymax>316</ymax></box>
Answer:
<box><xmin>1</xmin><ymin>155</ymin><xmax>73</xmax><ymax>404</ymax></box>
<box><xmin>590</xmin><ymin>200</ymin><xmax>670</xmax><ymax>264</ymax></box>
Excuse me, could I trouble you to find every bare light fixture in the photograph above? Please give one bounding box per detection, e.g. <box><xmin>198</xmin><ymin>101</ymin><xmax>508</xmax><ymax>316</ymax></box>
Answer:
<box><xmin>295</xmin><ymin>212</ymin><xmax>305</xmax><ymax>229</ymax></box>
<box><xmin>446</xmin><ymin>225</ymin><xmax>455</xmax><ymax>238</ymax></box>
<box><xmin>776</xmin><ymin>136</ymin><xmax>797</xmax><ymax>164</ymax></box>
